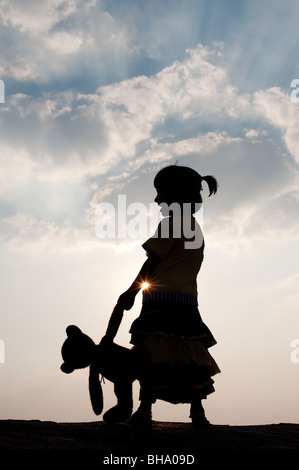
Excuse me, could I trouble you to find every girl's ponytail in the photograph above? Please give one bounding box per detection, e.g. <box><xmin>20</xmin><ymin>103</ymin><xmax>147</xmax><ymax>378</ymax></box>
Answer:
<box><xmin>201</xmin><ymin>175</ymin><xmax>218</xmax><ymax>197</ymax></box>
<box><xmin>153</xmin><ymin>165</ymin><xmax>218</xmax><ymax>203</ymax></box>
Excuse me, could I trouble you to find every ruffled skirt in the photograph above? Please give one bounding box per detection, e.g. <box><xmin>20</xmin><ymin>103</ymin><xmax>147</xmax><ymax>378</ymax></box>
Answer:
<box><xmin>129</xmin><ymin>300</ymin><xmax>220</xmax><ymax>404</ymax></box>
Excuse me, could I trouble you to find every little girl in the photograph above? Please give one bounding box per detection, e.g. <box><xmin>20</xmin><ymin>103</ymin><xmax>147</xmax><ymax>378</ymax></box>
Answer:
<box><xmin>117</xmin><ymin>165</ymin><xmax>220</xmax><ymax>427</ymax></box>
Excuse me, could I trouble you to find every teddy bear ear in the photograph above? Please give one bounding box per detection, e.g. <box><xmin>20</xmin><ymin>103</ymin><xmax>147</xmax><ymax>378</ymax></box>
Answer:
<box><xmin>60</xmin><ymin>362</ymin><xmax>75</xmax><ymax>374</ymax></box>
<box><xmin>66</xmin><ymin>325</ymin><xmax>82</xmax><ymax>337</ymax></box>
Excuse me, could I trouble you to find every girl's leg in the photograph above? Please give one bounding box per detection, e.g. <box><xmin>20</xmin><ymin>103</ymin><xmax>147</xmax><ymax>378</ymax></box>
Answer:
<box><xmin>129</xmin><ymin>389</ymin><xmax>153</xmax><ymax>427</ymax></box>
<box><xmin>103</xmin><ymin>381</ymin><xmax>133</xmax><ymax>424</ymax></box>
<box><xmin>138</xmin><ymin>395</ymin><xmax>153</xmax><ymax>414</ymax></box>
<box><xmin>190</xmin><ymin>399</ymin><xmax>204</xmax><ymax>415</ymax></box>
<box><xmin>190</xmin><ymin>399</ymin><xmax>211</xmax><ymax>427</ymax></box>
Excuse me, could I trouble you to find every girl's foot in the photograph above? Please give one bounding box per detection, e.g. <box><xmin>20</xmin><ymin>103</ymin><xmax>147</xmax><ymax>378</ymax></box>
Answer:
<box><xmin>190</xmin><ymin>400</ymin><xmax>211</xmax><ymax>427</ymax></box>
<box><xmin>103</xmin><ymin>404</ymin><xmax>132</xmax><ymax>424</ymax></box>
<box><xmin>191</xmin><ymin>412</ymin><xmax>211</xmax><ymax>428</ymax></box>
<box><xmin>128</xmin><ymin>408</ymin><xmax>152</xmax><ymax>429</ymax></box>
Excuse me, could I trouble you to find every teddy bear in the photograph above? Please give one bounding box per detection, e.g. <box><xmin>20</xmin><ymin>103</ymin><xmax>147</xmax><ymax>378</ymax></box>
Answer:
<box><xmin>60</xmin><ymin>304</ymin><xmax>140</xmax><ymax>424</ymax></box>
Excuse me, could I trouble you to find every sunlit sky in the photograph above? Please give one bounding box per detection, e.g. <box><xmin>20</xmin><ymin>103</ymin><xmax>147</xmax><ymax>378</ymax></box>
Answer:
<box><xmin>1</xmin><ymin>0</ymin><xmax>299</xmax><ymax>426</ymax></box>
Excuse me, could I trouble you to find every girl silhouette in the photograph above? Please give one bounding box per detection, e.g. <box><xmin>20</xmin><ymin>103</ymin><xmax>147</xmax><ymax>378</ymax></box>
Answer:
<box><xmin>118</xmin><ymin>165</ymin><xmax>220</xmax><ymax>428</ymax></box>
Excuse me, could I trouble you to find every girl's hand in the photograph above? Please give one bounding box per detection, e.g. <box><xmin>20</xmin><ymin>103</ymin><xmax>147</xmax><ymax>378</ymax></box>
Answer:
<box><xmin>117</xmin><ymin>289</ymin><xmax>136</xmax><ymax>310</ymax></box>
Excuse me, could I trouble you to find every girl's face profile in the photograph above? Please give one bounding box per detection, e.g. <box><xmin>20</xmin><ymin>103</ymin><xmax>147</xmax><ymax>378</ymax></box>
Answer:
<box><xmin>154</xmin><ymin>188</ymin><xmax>164</xmax><ymax>205</ymax></box>
<box><xmin>154</xmin><ymin>187</ymin><xmax>181</xmax><ymax>217</ymax></box>
<box><xmin>154</xmin><ymin>188</ymin><xmax>170</xmax><ymax>216</ymax></box>
<box><xmin>154</xmin><ymin>188</ymin><xmax>174</xmax><ymax>206</ymax></box>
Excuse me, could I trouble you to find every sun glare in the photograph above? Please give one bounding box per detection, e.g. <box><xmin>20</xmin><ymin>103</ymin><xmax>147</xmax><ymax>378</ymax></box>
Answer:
<box><xmin>141</xmin><ymin>282</ymin><xmax>150</xmax><ymax>291</ymax></box>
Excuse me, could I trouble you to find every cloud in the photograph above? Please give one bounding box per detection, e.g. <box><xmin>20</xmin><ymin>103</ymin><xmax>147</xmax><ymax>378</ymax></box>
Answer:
<box><xmin>254</xmin><ymin>87</ymin><xmax>299</xmax><ymax>164</ymax></box>
<box><xmin>42</xmin><ymin>31</ymin><xmax>84</xmax><ymax>55</ymax></box>
<box><xmin>3</xmin><ymin>44</ymin><xmax>243</xmax><ymax>186</ymax></box>
<box><xmin>1</xmin><ymin>40</ymin><xmax>299</xmax><ymax>257</ymax></box>
<box><xmin>0</xmin><ymin>212</ymin><xmax>98</xmax><ymax>256</ymax></box>
<box><xmin>0</xmin><ymin>0</ymin><xmax>84</xmax><ymax>35</ymax></box>
<box><xmin>130</xmin><ymin>43</ymin><xmax>163</xmax><ymax>60</ymax></box>
<box><xmin>0</xmin><ymin>144</ymin><xmax>38</xmax><ymax>192</ymax></box>
<box><xmin>0</xmin><ymin>1</ymin><xmax>128</xmax><ymax>84</ymax></box>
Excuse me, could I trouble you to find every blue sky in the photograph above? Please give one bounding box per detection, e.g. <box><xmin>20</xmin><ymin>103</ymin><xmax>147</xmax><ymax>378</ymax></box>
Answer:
<box><xmin>0</xmin><ymin>0</ymin><xmax>299</xmax><ymax>426</ymax></box>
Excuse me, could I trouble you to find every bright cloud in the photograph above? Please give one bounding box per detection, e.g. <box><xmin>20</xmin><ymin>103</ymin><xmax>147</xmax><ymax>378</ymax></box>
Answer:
<box><xmin>1</xmin><ymin>40</ymin><xmax>298</xmax><ymax>255</ymax></box>
<box><xmin>254</xmin><ymin>87</ymin><xmax>299</xmax><ymax>164</ymax></box>
<box><xmin>42</xmin><ymin>31</ymin><xmax>84</xmax><ymax>55</ymax></box>
<box><xmin>0</xmin><ymin>212</ymin><xmax>99</xmax><ymax>256</ymax></box>
<box><xmin>0</xmin><ymin>0</ymin><xmax>84</xmax><ymax>35</ymax></box>
<box><xmin>0</xmin><ymin>144</ymin><xmax>37</xmax><ymax>191</ymax></box>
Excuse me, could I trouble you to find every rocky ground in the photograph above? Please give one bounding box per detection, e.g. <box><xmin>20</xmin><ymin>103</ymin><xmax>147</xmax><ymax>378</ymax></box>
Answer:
<box><xmin>1</xmin><ymin>419</ymin><xmax>298</xmax><ymax>464</ymax></box>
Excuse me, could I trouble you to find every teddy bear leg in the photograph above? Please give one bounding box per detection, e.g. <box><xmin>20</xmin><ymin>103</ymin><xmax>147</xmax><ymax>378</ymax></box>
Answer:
<box><xmin>103</xmin><ymin>380</ymin><xmax>133</xmax><ymax>424</ymax></box>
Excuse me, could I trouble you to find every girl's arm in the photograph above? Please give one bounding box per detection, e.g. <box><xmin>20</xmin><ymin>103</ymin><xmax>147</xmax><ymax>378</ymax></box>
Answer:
<box><xmin>117</xmin><ymin>256</ymin><xmax>159</xmax><ymax>310</ymax></box>
<box><xmin>103</xmin><ymin>256</ymin><xmax>159</xmax><ymax>341</ymax></box>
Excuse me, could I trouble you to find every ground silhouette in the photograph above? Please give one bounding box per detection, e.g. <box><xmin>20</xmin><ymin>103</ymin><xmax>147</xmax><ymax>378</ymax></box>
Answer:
<box><xmin>1</xmin><ymin>419</ymin><xmax>299</xmax><ymax>463</ymax></box>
